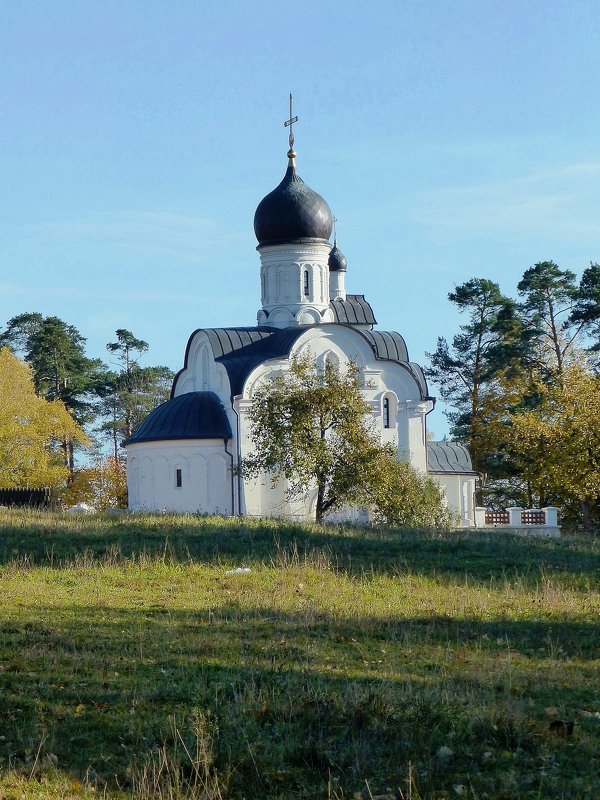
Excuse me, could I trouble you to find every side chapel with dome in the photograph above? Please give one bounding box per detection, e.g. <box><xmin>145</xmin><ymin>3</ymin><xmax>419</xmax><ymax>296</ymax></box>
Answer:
<box><xmin>123</xmin><ymin>103</ymin><xmax>477</xmax><ymax>525</ymax></box>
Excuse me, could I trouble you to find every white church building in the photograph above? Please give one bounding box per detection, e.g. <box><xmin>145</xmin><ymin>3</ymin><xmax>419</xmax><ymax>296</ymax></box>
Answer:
<box><xmin>123</xmin><ymin>120</ymin><xmax>477</xmax><ymax>525</ymax></box>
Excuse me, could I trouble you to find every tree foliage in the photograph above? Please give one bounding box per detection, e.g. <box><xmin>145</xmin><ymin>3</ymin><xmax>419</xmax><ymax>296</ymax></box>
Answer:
<box><xmin>426</xmin><ymin>278</ymin><xmax>526</xmax><ymax>470</ymax></box>
<box><xmin>61</xmin><ymin>456</ymin><xmax>128</xmax><ymax>510</ymax></box>
<box><xmin>0</xmin><ymin>313</ymin><xmax>109</xmax><ymax>421</ymax></box>
<box><xmin>428</xmin><ymin>261</ymin><xmax>600</xmax><ymax>527</ymax></box>
<box><xmin>570</xmin><ymin>262</ymin><xmax>600</xmax><ymax>361</ymax></box>
<box><xmin>1</xmin><ymin>317</ymin><xmax>173</xmax><ymax>469</ymax></box>
<box><xmin>517</xmin><ymin>261</ymin><xmax>582</xmax><ymax>374</ymax></box>
<box><xmin>353</xmin><ymin>450</ymin><xmax>455</xmax><ymax>529</ymax></box>
<box><xmin>493</xmin><ymin>360</ymin><xmax>600</xmax><ymax>526</ymax></box>
<box><xmin>100</xmin><ymin>329</ymin><xmax>173</xmax><ymax>458</ymax></box>
<box><xmin>0</xmin><ymin>313</ymin><xmax>110</xmax><ymax>471</ymax></box>
<box><xmin>240</xmin><ymin>356</ymin><xmax>450</xmax><ymax>528</ymax></box>
<box><xmin>0</xmin><ymin>347</ymin><xmax>88</xmax><ymax>488</ymax></box>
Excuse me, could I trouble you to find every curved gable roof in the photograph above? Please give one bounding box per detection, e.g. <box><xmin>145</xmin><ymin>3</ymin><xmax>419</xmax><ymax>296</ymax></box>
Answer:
<box><xmin>330</xmin><ymin>295</ymin><xmax>377</xmax><ymax>326</ymax></box>
<box><xmin>172</xmin><ymin>324</ymin><xmax>432</xmax><ymax>400</ymax></box>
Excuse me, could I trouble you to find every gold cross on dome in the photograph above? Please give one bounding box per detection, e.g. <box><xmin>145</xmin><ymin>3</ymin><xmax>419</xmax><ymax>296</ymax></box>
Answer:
<box><xmin>284</xmin><ymin>93</ymin><xmax>298</xmax><ymax>151</ymax></box>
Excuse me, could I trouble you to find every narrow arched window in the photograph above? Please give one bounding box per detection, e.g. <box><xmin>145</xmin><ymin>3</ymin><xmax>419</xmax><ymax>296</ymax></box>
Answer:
<box><xmin>303</xmin><ymin>269</ymin><xmax>310</xmax><ymax>297</ymax></box>
<box><xmin>383</xmin><ymin>397</ymin><xmax>391</xmax><ymax>429</ymax></box>
<box><xmin>175</xmin><ymin>468</ymin><xmax>183</xmax><ymax>488</ymax></box>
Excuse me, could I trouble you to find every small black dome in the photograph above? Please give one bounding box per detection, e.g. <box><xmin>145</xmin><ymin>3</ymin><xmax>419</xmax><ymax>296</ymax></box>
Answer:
<box><xmin>254</xmin><ymin>157</ymin><xmax>333</xmax><ymax>246</ymax></box>
<box><xmin>122</xmin><ymin>391</ymin><xmax>232</xmax><ymax>445</ymax></box>
<box><xmin>328</xmin><ymin>243</ymin><xmax>347</xmax><ymax>272</ymax></box>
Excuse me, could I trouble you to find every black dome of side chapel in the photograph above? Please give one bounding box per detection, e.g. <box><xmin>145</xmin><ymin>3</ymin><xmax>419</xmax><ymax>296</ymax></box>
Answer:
<box><xmin>254</xmin><ymin>157</ymin><xmax>333</xmax><ymax>246</ymax></box>
<box><xmin>328</xmin><ymin>243</ymin><xmax>347</xmax><ymax>272</ymax></box>
<box><xmin>122</xmin><ymin>391</ymin><xmax>232</xmax><ymax>445</ymax></box>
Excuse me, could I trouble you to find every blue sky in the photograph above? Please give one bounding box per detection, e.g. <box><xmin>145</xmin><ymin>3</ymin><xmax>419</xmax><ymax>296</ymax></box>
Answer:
<box><xmin>1</xmin><ymin>0</ymin><xmax>599</xmax><ymax>436</ymax></box>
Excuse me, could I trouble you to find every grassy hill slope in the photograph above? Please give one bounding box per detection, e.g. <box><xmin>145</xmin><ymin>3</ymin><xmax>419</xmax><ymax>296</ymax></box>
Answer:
<box><xmin>0</xmin><ymin>510</ymin><xmax>598</xmax><ymax>799</ymax></box>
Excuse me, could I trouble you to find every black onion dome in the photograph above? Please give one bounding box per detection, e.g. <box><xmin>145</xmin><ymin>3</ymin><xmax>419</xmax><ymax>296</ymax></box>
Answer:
<box><xmin>328</xmin><ymin>243</ymin><xmax>347</xmax><ymax>272</ymax></box>
<box><xmin>254</xmin><ymin>157</ymin><xmax>333</xmax><ymax>246</ymax></box>
<box><xmin>122</xmin><ymin>391</ymin><xmax>232</xmax><ymax>445</ymax></box>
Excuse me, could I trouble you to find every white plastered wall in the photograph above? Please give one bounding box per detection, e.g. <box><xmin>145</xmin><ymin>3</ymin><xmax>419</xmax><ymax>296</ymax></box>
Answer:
<box><xmin>125</xmin><ymin>331</ymin><xmax>237</xmax><ymax>514</ymax></box>
<box><xmin>127</xmin><ymin>440</ymin><xmax>233</xmax><ymax>514</ymax></box>
<box><xmin>430</xmin><ymin>473</ymin><xmax>477</xmax><ymax>527</ymax></box>
<box><xmin>237</xmin><ymin>325</ymin><xmax>430</xmax><ymax>520</ymax></box>
<box><xmin>128</xmin><ymin>323</ymin><xmax>471</xmax><ymax>525</ymax></box>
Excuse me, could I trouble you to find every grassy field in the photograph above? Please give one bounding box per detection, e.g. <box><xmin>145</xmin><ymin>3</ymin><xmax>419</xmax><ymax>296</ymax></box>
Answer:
<box><xmin>0</xmin><ymin>510</ymin><xmax>598</xmax><ymax>799</ymax></box>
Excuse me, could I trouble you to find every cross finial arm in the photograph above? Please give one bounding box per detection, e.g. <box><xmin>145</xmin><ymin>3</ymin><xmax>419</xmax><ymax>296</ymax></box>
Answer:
<box><xmin>283</xmin><ymin>92</ymin><xmax>298</xmax><ymax>154</ymax></box>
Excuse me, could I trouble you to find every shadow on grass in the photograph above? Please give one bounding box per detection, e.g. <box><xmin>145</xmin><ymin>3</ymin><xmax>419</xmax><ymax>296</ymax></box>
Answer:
<box><xmin>1</xmin><ymin>603</ymin><xmax>599</xmax><ymax>798</ymax></box>
<box><xmin>0</xmin><ymin>512</ymin><xmax>599</xmax><ymax>588</ymax></box>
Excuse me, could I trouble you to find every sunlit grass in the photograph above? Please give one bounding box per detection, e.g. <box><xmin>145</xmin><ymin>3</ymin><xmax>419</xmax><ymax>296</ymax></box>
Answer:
<box><xmin>0</xmin><ymin>509</ymin><xmax>599</xmax><ymax>798</ymax></box>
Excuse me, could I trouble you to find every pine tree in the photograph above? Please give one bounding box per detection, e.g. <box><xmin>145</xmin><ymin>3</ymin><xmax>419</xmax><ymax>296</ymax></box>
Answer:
<box><xmin>100</xmin><ymin>329</ymin><xmax>173</xmax><ymax>458</ymax></box>
<box><xmin>426</xmin><ymin>278</ymin><xmax>527</xmax><ymax>471</ymax></box>
<box><xmin>0</xmin><ymin>313</ymin><xmax>110</xmax><ymax>471</ymax></box>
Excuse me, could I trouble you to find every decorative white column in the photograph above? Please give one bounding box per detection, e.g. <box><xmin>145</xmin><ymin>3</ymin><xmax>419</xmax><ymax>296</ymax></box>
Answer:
<box><xmin>397</xmin><ymin>400</ymin><xmax>431</xmax><ymax>472</ymax></box>
<box><xmin>507</xmin><ymin>507</ymin><xmax>523</xmax><ymax>527</ymax></box>
<box><xmin>475</xmin><ymin>507</ymin><xmax>487</xmax><ymax>528</ymax></box>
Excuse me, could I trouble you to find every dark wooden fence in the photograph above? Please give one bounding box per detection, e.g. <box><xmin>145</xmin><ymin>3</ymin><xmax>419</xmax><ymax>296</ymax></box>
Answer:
<box><xmin>484</xmin><ymin>510</ymin><xmax>510</xmax><ymax>525</ymax></box>
<box><xmin>0</xmin><ymin>487</ymin><xmax>59</xmax><ymax>509</ymax></box>
<box><xmin>521</xmin><ymin>509</ymin><xmax>546</xmax><ymax>525</ymax></box>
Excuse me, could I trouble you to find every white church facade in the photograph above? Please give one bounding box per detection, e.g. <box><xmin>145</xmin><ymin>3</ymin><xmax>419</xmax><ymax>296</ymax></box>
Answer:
<box><xmin>123</xmin><ymin>122</ymin><xmax>477</xmax><ymax>525</ymax></box>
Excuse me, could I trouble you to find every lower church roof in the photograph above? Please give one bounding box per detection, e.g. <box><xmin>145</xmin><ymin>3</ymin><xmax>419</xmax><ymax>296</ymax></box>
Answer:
<box><xmin>427</xmin><ymin>441</ymin><xmax>477</xmax><ymax>475</ymax></box>
<box><xmin>122</xmin><ymin>391</ymin><xmax>232</xmax><ymax>446</ymax></box>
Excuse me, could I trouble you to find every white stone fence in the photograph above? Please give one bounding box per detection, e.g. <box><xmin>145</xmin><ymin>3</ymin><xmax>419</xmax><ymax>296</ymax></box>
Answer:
<box><xmin>474</xmin><ymin>506</ymin><xmax>560</xmax><ymax>537</ymax></box>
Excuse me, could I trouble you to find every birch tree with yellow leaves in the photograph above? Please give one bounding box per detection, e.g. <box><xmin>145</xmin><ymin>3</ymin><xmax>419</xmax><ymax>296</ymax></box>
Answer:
<box><xmin>0</xmin><ymin>347</ymin><xmax>88</xmax><ymax>488</ymax></box>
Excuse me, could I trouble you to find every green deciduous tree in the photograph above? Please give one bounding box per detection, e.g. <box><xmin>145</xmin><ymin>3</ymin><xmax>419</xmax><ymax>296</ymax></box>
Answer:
<box><xmin>240</xmin><ymin>356</ymin><xmax>450</xmax><ymax>528</ymax></box>
<box><xmin>0</xmin><ymin>347</ymin><xmax>88</xmax><ymax>487</ymax></box>
<box><xmin>428</xmin><ymin>262</ymin><xmax>600</xmax><ymax>526</ymax></box>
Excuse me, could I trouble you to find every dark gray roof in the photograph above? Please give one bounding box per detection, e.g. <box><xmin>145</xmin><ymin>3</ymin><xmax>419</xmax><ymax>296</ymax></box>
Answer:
<box><xmin>330</xmin><ymin>295</ymin><xmax>377</xmax><ymax>326</ymax></box>
<box><xmin>328</xmin><ymin>243</ymin><xmax>347</xmax><ymax>272</ymax></box>
<box><xmin>427</xmin><ymin>441</ymin><xmax>477</xmax><ymax>475</ymax></box>
<box><xmin>361</xmin><ymin>330</ymin><xmax>409</xmax><ymax>362</ymax></box>
<box><xmin>172</xmin><ymin>327</ymin><xmax>308</xmax><ymax>399</ymax></box>
<box><xmin>172</xmin><ymin>324</ymin><xmax>431</xmax><ymax>400</ymax></box>
<box><xmin>254</xmin><ymin>160</ymin><xmax>333</xmax><ymax>246</ymax></box>
<box><xmin>123</xmin><ymin>391</ymin><xmax>232</xmax><ymax>445</ymax></box>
